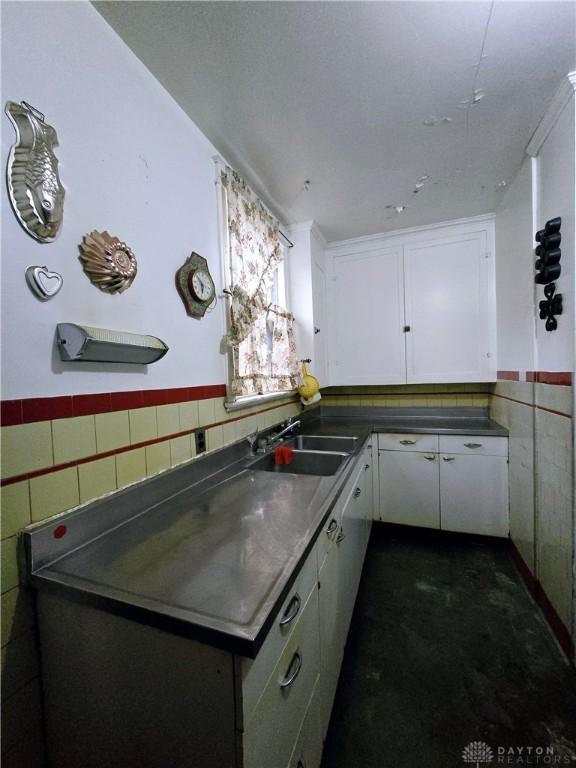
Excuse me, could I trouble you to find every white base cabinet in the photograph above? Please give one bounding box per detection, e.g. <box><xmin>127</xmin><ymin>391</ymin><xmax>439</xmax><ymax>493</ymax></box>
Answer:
<box><xmin>377</xmin><ymin>433</ymin><xmax>509</xmax><ymax>537</ymax></box>
<box><xmin>318</xmin><ymin>440</ymin><xmax>373</xmax><ymax>741</ymax></box>
<box><xmin>439</xmin><ymin>454</ymin><xmax>508</xmax><ymax>536</ymax></box>
<box><xmin>378</xmin><ymin>450</ymin><xmax>440</xmax><ymax>529</ymax></box>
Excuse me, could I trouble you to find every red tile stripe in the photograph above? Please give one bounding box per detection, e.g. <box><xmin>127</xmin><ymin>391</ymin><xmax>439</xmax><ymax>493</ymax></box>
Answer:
<box><xmin>1</xmin><ymin>385</ymin><xmax>228</xmax><ymax>427</ymax></box>
<box><xmin>491</xmin><ymin>393</ymin><xmax>572</xmax><ymax>419</ymax></box>
<box><xmin>498</xmin><ymin>371</ymin><xmax>572</xmax><ymax>385</ymax></box>
<box><xmin>0</xmin><ymin>397</ymin><xmax>297</xmax><ymax>487</ymax></box>
<box><xmin>496</xmin><ymin>370</ymin><xmax>520</xmax><ymax>381</ymax></box>
<box><xmin>509</xmin><ymin>541</ymin><xmax>574</xmax><ymax>662</ymax></box>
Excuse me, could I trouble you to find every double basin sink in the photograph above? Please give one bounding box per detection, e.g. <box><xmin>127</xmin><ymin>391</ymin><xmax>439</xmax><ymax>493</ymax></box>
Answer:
<box><xmin>248</xmin><ymin>435</ymin><xmax>358</xmax><ymax>477</ymax></box>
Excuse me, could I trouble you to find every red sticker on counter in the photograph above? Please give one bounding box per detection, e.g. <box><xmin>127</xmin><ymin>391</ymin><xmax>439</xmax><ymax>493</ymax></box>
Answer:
<box><xmin>53</xmin><ymin>525</ymin><xmax>67</xmax><ymax>539</ymax></box>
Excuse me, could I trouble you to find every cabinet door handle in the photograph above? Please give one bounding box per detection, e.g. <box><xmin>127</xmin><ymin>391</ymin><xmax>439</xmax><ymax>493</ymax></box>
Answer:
<box><xmin>279</xmin><ymin>593</ymin><xmax>301</xmax><ymax>626</ymax></box>
<box><xmin>353</xmin><ymin>487</ymin><xmax>362</xmax><ymax>498</ymax></box>
<box><xmin>399</xmin><ymin>439</ymin><xmax>416</xmax><ymax>445</ymax></box>
<box><xmin>336</xmin><ymin>528</ymin><xmax>346</xmax><ymax>544</ymax></box>
<box><xmin>423</xmin><ymin>455</ymin><xmax>436</xmax><ymax>461</ymax></box>
<box><xmin>364</xmin><ymin>463</ymin><xmax>370</xmax><ymax>470</ymax></box>
<box><xmin>314</xmin><ymin>327</ymin><xmax>320</xmax><ymax>335</ymax></box>
<box><xmin>464</xmin><ymin>443</ymin><xmax>483</xmax><ymax>449</ymax></box>
<box><xmin>279</xmin><ymin>650</ymin><xmax>302</xmax><ymax>688</ymax></box>
<box><xmin>442</xmin><ymin>456</ymin><xmax>455</xmax><ymax>462</ymax></box>
<box><xmin>326</xmin><ymin>518</ymin><xmax>338</xmax><ymax>536</ymax></box>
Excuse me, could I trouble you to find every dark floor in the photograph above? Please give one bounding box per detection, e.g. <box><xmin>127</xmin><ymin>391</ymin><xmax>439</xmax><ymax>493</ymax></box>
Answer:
<box><xmin>321</xmin><ymin>524</ymin><xmax>576</xmax><ymax>768</ymax></box>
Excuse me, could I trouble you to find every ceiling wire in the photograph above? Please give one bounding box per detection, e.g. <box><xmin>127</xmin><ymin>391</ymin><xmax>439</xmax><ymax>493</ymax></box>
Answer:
<box><xmin>466</xmin><ymin>0</ymin><xmax>495</xmax><ymax>133</ymax></box>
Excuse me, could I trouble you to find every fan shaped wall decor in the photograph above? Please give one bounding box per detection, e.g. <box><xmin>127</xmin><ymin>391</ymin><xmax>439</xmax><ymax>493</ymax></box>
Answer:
<box><xmin>79</xmin><ymin>230</ymin><xmax>137</xmax><ymax>294</ymax></box>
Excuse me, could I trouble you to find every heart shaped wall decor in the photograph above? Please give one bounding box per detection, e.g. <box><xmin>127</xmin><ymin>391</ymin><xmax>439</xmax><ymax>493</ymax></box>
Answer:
<box><xmin>25</xmin><ymin>265</ymin><xmax>63</xmax><ymax>301</ymax></box>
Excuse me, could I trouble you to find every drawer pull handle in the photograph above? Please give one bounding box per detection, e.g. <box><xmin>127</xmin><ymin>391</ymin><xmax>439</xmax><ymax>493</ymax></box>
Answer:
<box><xmin>336</xmin><ymin>528</ymin><xmax>346</xmax><ymax>544</ymax></box>
<box><xmin>326</xmin><ymin>518</ymin><xmax>338</xmax><ymax>536</ymax></box>
<box><xmin>399</xmin><ymin>439</ymin><xmax>416</xmax><ymax>445</ymax></box>
<box><xmin>279</xmin><ymin>650</ymin><xmax>302</xmax><ymax>689</ymax></box>
<box><xmin>279</xmin><ymin>593</ymin><xmax>301</xmax><ymax>626</ymax></box>
<box><xmin>464</xmin><ymin>443</ymin><xmax>483</xmax><ymax>449</ymax></box>
<box><xmin>364</xmin><ymin>463</ymin><xmax>370</xmax><ymax>470</ymax></box>
<box><xmin>424</xmin><ymin>455</ymin><xmax>436</xmax><ymax>461</ymax></box>
<box><xmin>353</xmin><ymin>487</ymin><xmax>362</xmax><ymax>498</ymax></box>
<box><xmin>442</xmin><ymin>456</ymin><xmax>455</xmax><ymax>462</ymax></box>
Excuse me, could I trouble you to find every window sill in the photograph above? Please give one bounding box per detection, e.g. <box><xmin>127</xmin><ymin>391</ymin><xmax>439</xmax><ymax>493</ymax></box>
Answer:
<box><xmin>224</xmin><ymin>390</ymin><xmax>297</xmax><ymax>413</ymax></box>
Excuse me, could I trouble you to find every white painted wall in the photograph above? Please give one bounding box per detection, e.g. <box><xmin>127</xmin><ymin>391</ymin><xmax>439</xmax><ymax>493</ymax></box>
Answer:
<box><xmin>494</xmin><ymin>158</ymin><xmax>536</xmax><ymax>371</ymax></box>
<box><xmin>535</xmin><ymin>92</ymin><xmax>575</xmax><ymax>372</ymax></box>
<box><xmin>1</xmin><ymin>1</ymin><xmax>226</xmax><ymax>399</ymax></box>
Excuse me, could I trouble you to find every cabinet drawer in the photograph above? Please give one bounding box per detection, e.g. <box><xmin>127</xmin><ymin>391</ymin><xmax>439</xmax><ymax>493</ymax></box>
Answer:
<box><xmin>378</xmin><ymin>433</ymin><xmax>438</xmax><ymax>453</ymax></box>
<box><xmin>243</xmin><ymin>588</ymin><xmax>320</xmax><ymax>768</ymax></box>
<box><xmin>241</xmin><ymin>543</ymin><xmax>318</xmax><ymax>725</ymax></box>
<box><xmin>439</xmin><ymin>435</ymin><xmax>508</xmax><ymax>457</ymax></box>
<box><xmin>287</xmin><ymin>677</ymin><xmax>322</xmax><ymax>768</ymax></box>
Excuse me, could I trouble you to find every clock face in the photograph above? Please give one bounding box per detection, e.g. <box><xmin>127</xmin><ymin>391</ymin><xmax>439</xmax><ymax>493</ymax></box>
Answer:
<box><xmin>190</xmin><ymin>268</ymin><xmax>214</xmax><ymax>302</ymax></box>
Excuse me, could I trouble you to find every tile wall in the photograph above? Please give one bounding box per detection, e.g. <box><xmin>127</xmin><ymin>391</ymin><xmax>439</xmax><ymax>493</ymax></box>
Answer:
<box><xmin>321</xmin><ymin>383</ymin><xmax>493</xmax><ymax>408</ymax></box>
<box><xmin>0</xmin><ymin>386</ymin><xmax>302</xmax><ymax>768</ymax></box>
<box><xmin>490</xmin><ymin>376</ymin><xmax>574</xmax><ymax>656</ymax></box>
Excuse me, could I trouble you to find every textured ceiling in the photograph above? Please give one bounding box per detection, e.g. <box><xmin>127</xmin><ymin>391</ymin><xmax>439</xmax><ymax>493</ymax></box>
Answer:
<box><xmin>95</xmin><ymin>1</ymin><xmax>575</xmax><ymax>242</ymax></box>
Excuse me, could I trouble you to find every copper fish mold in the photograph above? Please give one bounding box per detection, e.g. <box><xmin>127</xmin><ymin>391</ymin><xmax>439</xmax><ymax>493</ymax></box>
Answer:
<box><xmin>5</xmin><ymin>101</ymin><xmax>65</xmax><ymax>242</ymax></box>
<box><xmin>79</xmin><ymin>230</ymin><xmax>138</xmax><ymax>294</ymax></box>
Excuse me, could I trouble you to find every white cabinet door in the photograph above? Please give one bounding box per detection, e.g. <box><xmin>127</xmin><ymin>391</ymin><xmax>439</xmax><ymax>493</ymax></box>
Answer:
<box><xmin>288</xmin><ymin>678</ymin><xmax>323</xmax><ymax>768</ymax></box>
<box><xmin>378</xmin><ymin>450</ymin><xmax>440</xmax><ymax>528</ymax></box>
<box><xmin>404</xmin><ymin>231</ymin><xmax>494</xmax><ymax>382</ymax></box>
<box><xmin>317</xmin><ymin>540</ymin><xmax>342</xmax><ymax>740</ymax></box>
<box><xmin>329</xmin><ymin>247</ymin><xmax>405</xmax><ymax>384</ymax></box>
<box><xmin>311</xmin><ymin>259</ymin><xmax>328</xmax><ymax>386</ymax></box>
<box><xmin>440</xmin><ymin>454</ymin><xmax>509</xmax><ymax>536</ymax></box>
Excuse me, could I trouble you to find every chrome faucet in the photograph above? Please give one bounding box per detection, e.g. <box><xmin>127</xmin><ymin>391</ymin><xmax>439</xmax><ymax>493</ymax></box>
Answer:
<box><xmin>268</xmin><ymin>418</ymin><xmax>301</xmax><ymax>447</ymax></box>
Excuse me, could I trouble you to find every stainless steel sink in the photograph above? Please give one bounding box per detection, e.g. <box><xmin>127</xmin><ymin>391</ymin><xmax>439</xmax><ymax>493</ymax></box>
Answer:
<box><xmin>248</xmin><ymin>450</ymin><xmax>347</xmax><ymax>476</ymax></box>
<box><xmin>284</xmin><ymin>435</ymin><xmax>359</xmax><ymax>453</ymax></box>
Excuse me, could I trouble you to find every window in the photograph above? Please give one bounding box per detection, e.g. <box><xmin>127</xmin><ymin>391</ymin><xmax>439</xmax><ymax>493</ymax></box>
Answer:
<box><xmin>218</xmin><ymin>164</ymin><xmax>301</xmax><ymax>406</ymax></box>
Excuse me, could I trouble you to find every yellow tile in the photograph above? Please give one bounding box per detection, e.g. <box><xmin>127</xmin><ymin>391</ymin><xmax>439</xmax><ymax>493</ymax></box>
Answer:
<box><xmin>1</xmin><ymin>587</ymin><xmax>34</xmax><ymax>648</ymax></box>
<box><xmin>179</xmin><ymin>401</ymin><xmax>199</xmax><ymax>431</ymax></box>
<box><xmin>95</xmin><ymin>411</ymin><xmax>130</xmax><ymax>454</ymax></box>
<box><xmin>1</xmin><ymin>536</ymin><xmax>20</xmax><ymax>593</ymax></box>
<box><xmin>207</xmin><ymin>425</ymin><xmax>224</xmax><ymax>452</ymax></box>
<box><xmin>1</xmin><ymin>423</ymin><xmax>53</xmax><ymax>480</ymax></box>
<box><xmin>213</xmin><ymin>397</ymin><xmax>228</xmax><ymax>422</ymax></box>
<box><xmin>222</xmin><ymin>421</ymin><xmax>237</xmax><ymax>446</ymax></box>
<box><xmin>29</xmin><ymin>468</ymin><xmax>80</xmax><ymax>523</ymax></box>
<box><xmin>170</xmin><ymin>436</ymin><xmax>191</xmax><ymax>465</ymax></box>
<box><xmin>1</xmin><ymin>628</ymin><xmax>39</xmax><ymax>699</ymax></box>
<box><xmin>145</xmin><ymin>442</ymin><xmax>170</xmax><ymax>476</ymax></box>
<box><xmin>1</xmin><ymin>482</ymin><xmax>31</xmax><ymax>540</ymax></box>
<box><xmin>198</xmin><ymin>398</ymin><xmax>216</xmax><ymax>427</ymax></box>
<box><xmin>52</xmin><ymin>416</ymin><xmax>96</xmax><ymax>465</ymax></box>
<box><xmin>157</xmin><ymin>404</ymin><xmax>180</xmax><ymax>438</ymax></box>
<box><xmin>116</xmin><ymin>449</ymin><xmax>146</xmax><ymax>488</ymax></box>
<box><xmin>129</xmin><ymin>407</ymin><xmax>157</xmax><ymax>445</ymax></box>
<box><xmin>78</xmin><ymin>457</ymin><xmax>116</xmax><ymax>504</ymax></box>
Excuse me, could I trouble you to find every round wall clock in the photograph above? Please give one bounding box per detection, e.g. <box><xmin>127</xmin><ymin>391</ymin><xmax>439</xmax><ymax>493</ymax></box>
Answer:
<box><xmin>175</xmin><ymin>252</ymin><xmax>216</xmax><ymax>318</ymax></box>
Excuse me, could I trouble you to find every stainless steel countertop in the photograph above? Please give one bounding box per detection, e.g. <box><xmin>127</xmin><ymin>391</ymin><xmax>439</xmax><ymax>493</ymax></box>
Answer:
<box><xmin>25</xmin><ymin>407</ymin><xmax>506</xmax><ymax>657</ymax></box>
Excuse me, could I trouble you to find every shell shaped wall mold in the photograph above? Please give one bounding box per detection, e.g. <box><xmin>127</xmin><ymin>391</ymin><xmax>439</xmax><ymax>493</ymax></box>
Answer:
<box><xmin>5</xmin><ymin>101</ymin><xmax>65</xmax><ymax>242</ymax></box>
<box><xmin>79</xmin><ymin>230</ymin><xmax>138</xmax><ymax>294</ymax></box>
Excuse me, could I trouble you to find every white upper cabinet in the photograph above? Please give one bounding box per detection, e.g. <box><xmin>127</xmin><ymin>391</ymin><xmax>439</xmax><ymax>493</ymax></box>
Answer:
<box><xmin>311</xmin><ymin>259</ymin><xmax>328</xmax><ymax>385</ymax></box>
<box><xmin>326</xmin><ymin>216</ymin><xmax>496</xmax><ymax>385</ymax></box>
<box><xmin>330</xmin><ymin>247</ymin><xmax>405</xmax><ymax>384</ymax></box>
<box><xmin>404</xmin><ymin>230</ymin><xmax>494</xmax><ymax>382</ymax></box>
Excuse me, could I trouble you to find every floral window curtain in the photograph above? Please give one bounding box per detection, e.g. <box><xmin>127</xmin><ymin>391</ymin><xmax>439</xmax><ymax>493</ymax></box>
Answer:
<box><xmin>221</xmin><ymin>167</ymin><xmax>301</xmax><ymax>397</ymax></box>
